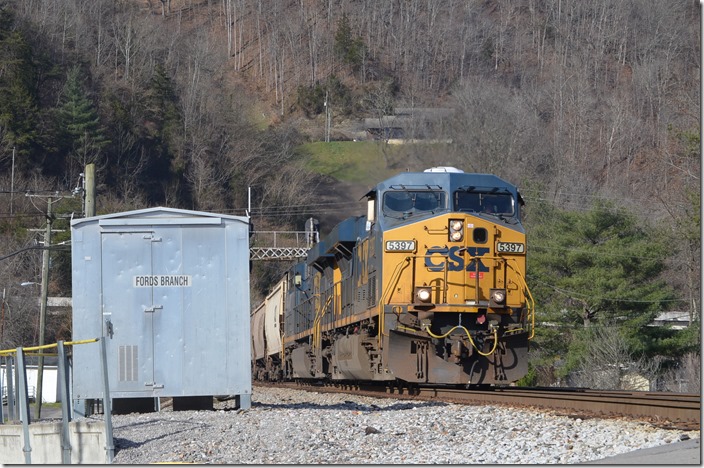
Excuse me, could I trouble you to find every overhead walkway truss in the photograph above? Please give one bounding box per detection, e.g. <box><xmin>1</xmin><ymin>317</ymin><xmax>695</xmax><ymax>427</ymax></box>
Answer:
<box><xmin>249</xmin><ymin>231</ymin><xmax>314</xmax><ymax>261</ymax></box>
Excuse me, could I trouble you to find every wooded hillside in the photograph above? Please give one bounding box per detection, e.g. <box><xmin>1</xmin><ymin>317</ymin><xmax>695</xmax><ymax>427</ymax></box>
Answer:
<box><xmin>1</xmin><ymin>0</ymin><xmax>698</xmax><ymax>215</ymax></box>
<box><xmin>0</xmin><ymin>0</ymin><xmax>699</xmax><ymax>388</ymax></box>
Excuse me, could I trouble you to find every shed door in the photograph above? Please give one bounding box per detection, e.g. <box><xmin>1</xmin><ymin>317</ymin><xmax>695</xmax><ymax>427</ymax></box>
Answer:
<box><xmin>101</xmin><ymin>232</ymin><xmax>155</xmax><ymax>393</ymax></box>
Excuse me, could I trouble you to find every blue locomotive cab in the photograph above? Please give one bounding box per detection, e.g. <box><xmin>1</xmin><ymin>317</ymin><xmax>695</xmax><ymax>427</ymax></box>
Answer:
<box><xmin>382</xmin><ymin>189</ymin><xmax>447</xmax><ymax>223</ymax></box>
<box><xmin>454</xmin><ymin>187</ymin><xmax>522</xmax><ymax>221</ymax></box>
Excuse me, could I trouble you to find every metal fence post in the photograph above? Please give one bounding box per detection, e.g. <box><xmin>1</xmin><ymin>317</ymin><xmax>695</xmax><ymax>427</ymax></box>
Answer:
<box><xmin>16</xmin><ymin>347</ymin><xmax>32</xmax><ymax>464</ymax></box>
<box><xmin>0</xmin><ymin>356</ymin><xmax>4</xmax><ymax>425</ymax></box>
<box><xmin>58</xmin><ymin>341</ymin><xmax>72</xmax><ymax>464</ymax></box>
<box><xmin>6</xmin><ymin>355</ymin><xmax>15</xmax><ymax>420</ymax></box>
<box><xmin>99</xmin><ymin>338</ymin><xmax>114</xmax><ymax>463</ymax></box>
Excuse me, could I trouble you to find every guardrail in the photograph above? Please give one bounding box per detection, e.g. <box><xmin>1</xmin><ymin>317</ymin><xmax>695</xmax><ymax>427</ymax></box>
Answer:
<box><xmin>0</xmin><ymin>338</ymin><xmax>114</xmax><ymax>464</ymax></box>
<box><xmin>2</xmin><ymin>385</ymin><xmax>34</xmax><ymax>404</ymax></box>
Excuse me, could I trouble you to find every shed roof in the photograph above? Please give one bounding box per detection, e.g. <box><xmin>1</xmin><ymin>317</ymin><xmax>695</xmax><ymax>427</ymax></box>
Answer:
<box><xmin>71</xmin><ymin>206</ymin><xmax>248</xmax><ymax>228</ymax></box>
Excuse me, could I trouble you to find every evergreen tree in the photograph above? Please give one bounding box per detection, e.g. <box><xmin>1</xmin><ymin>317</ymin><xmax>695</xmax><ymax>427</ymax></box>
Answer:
<box><xmin>295</xmin><ymin>76</ymin><xmax>353</xmax><ymax>118</ymax></box>
<box><xmin>333</xmin><ymin>13</ymin><xmax>365</xmax><ymax>71</ymax></box>
<box><xmin>144</xmin><ymin>63</ymin><xmax>181</xmax><ymax>154</ymax></box>
<box><xmin>0</xmin><ymin>81</ymin><xmax>39</xmax><ymax>152</ymax></box>
<box><xmin>53</xmin><ymin>66</ymin><xmax>109</xmax><ymax>176</ymax></box>
<box><xmin>296</xmin><ymin>82</ymin><xmax>326</xmax><ymax>117</ymax></box>
<box><xmin>0</xmin><ymin>22</ymin><xmax>40</xmax><ymax>165</ymax></box>
<box><xmin>140</xmin><ymin>63</ymin><xmax>183</xmax><ymax>202</ymax></box>
<box><xmin>526</xmin><ymin>200</ymin><xmax>687</xmax><ymax>379</ymax></box>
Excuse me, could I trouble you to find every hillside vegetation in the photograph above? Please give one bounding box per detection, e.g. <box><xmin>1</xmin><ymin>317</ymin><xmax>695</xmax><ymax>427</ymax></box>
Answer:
<box><xmin>0</xmin><ymin>0</ymin><xmax>699</xmax><ymax>389</ymax></box>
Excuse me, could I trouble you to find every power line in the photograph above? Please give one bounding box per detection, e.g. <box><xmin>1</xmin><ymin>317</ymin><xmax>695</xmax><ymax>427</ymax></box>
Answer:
<box><xmin>0</xmin><ymin>189</ymin><xmax>73</xmax><ymax>195</ymax></box>
<box><xmin>520</xmin><ymin>188</ymin><xmax>692</xmax><ymax>211</ymax></box>
<box><xmin>530</xmin><ymin>244</ymin><xmax>667</xmax><ymax>261</ymax></box>
<box><xmin>527</xmin><ymin>276</ymin><xmax>688</xmax><ymax>304</ymax></box>
<box><xmin>0</xmin><ymin>213</ymin><xmax>46</xmax><ymax>219</ymax></box>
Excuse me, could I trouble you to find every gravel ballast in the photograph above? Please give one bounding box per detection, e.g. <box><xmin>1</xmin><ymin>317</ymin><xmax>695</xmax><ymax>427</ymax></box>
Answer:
<box><xmin>107</xmin><ymin>385</ymin><xmax>699</xmax><ymax>464</ymax></box>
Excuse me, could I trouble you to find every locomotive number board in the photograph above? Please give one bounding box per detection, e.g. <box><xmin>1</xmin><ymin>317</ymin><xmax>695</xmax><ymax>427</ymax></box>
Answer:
<box><xmin>385</xmin><ymin>240</ymin><xmax>416</xmax><ymax>252</ymax></box>
<box><xmin>496</xmin><ymin>242</ymin><xmax>525</xmax><ymax>253</ymax></box>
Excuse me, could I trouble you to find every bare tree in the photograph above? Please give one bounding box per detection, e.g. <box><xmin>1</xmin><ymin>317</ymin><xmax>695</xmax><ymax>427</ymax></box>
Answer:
<box><xmin>0</xmin><ymin>174</ymin><xmax>55</xmax><ymax>349</ymax></box>
<box><xmin>659</xmin><ymin>353</ymin><xmax>701</xmax><ymax>394</ymax></box>
<box><xmin>448</xmin><ymin>76</ymin><xmax>545</xmax><ymax>183</ymax></box>
<box><xmin>568</xmin><ymin>326</ymin><xmax>660</xmax><ymax>391</ymax></box>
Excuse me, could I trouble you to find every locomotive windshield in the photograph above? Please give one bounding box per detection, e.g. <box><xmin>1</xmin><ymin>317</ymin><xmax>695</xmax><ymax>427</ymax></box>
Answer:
<box><xmin>382</xmin><ymin>190</ymin><xmax>446</xmax><ymax>218</ymax></box>
<box><xmin>454</xmin><ymin>190</ymin><xmax>515</xmax><ymax>216</ymax></box>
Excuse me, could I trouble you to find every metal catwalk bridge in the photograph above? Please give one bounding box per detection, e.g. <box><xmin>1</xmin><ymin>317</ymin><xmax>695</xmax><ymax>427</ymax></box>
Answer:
<box><xmin>249</xmin><ymin>231</ymin><xmax>315</xmax><ymax>260</ymax></box>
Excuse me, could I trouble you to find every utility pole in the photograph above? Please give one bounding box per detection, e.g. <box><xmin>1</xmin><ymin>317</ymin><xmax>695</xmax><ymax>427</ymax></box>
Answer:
<box><xmin>10</xmin><ymin>147</ymin><xmax>15</xmax><ymax>215</ymax></box>
<box><xmin>35</xmin><ymin>196</ymin><xmax>53</xmax><ymax>419</ymax></box>
<box><xmin>324</xmin><ymin>91</ymin><xmax>331</xmax><ymax>143</ymax></box>
<box><xmin>1</xmin><ymin>288</ymin><xmax>6</xmax><ymax>342</ymax></box>
<box><xmin>85</xmin><ymin>163</ymin><xmax>96</xmax><ymax>217</ymax></box>
<box><xmin>24</xmin><ymin>188</ymin><xmax>75</xmax><ymax>419</ymax></box>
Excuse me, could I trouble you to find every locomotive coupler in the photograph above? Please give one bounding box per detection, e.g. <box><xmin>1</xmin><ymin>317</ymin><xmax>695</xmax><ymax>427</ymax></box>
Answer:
<box><xmin>449</xmin><ymin>334</ymin><xmax>470</xmax><ymax>362</ymax></box>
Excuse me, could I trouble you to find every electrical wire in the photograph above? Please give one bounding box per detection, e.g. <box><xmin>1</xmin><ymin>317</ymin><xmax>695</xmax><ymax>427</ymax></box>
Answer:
<box><xmin>519</xmin><ymin>188</ymin><xmax>692</xmax><ymax>210</ymax></box>
<box><xmin>530</xmin><ymin>244</ymin><xmax>669</xmax><ymax>261</ymax></box>
<box><xmin>527</xmin><ymin>276</ymin><xmax>688</xmax><ymax>304</ymax></box>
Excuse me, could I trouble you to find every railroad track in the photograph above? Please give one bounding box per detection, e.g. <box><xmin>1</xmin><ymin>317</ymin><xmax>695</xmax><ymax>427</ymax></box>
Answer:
<box><xmin>257</xmin><ymin>381</ymin><xmax>700</xmax><ymax>431</ymax></box>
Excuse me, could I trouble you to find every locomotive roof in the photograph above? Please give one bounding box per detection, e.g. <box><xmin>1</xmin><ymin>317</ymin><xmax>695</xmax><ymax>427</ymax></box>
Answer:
<box><xmin>307</xmin><ymin>170</ymin><xmax>523</xmax><ymax>265</ymax></box>
<box><xmin>372</xmin><ymin>170</ymin><xmax>518</xmax><ymax>196</ymax></box>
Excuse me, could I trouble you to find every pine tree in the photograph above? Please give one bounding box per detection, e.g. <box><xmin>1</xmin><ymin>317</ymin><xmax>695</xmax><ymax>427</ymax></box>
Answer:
<box><xmin>0</xmin><ymin>25</ymin><xmax>40</xmax><ymax>165</ymax></box>
<box><xmin>53</xmin><ymin>66</ymin><xmax>109</xmax><ymax>176</ymax></box>
<box><xmin>140</xmin><ymin>63</ymin><xmax>183</xmax><ymax>201</ymax></box>
<box><xmin>333</xmin><ymin>14</ymin><xmax>365</xmax><ymax>71</ymax></box>
<box><xmin>526</xmin><ymin>200</ymin><xmax>689</xmax><ymax>380</ymax></box>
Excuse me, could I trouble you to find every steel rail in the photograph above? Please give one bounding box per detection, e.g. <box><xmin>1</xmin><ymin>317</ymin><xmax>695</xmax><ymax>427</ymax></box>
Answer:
<box><xmin>411</xmin><ymin>387</ymin><xmax>700</xmax><ymax>429</ymax></box>
<box><xmin>261</xmin><ymin>382</ymin><xmax>700</xmax><ymax>430</ymax></box>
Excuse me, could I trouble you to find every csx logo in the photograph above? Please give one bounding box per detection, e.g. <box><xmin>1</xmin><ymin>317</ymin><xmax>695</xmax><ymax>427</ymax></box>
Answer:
<box><xmin>425</xmin><ymin>246</ymin><xmax>490</xmax><ymax>272</ymax></box>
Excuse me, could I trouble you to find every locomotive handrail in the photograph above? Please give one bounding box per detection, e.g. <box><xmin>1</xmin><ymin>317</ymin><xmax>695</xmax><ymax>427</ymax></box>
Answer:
<box><xmin>459</xmin><ymin>253</ymin><xmax>535</xmax><ymax>339</ymax></box>
<box><xmin>503</xmin><ymin>258</ymin><xmax>535</xmax><ymax>339</ymax></box>
<box><xmin>312</xmin><ymin>295</ymin><xmax>332</xmax><ymax>353</ymax></box>
<box><xmin>381</xmin><ymin>251</ymin><xmax>534</xmax><ymax>342</ymax></box>
<box><xmin>378</xmin><ymin>256</ymin><xmax>412</xmax><ymax>348</ymax></box>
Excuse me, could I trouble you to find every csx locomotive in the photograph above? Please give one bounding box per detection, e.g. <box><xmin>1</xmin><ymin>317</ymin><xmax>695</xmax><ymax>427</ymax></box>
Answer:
<box><xmin>251</xmin><ymin>167</ymin><xmax>534</xmax><ymax>386</ymax></box>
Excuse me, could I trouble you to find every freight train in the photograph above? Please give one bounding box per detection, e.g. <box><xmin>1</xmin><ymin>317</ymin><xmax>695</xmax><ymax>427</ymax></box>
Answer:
<box><xmin>251</xmin><ymin>167</ymin><xmax>534</xmax><ymax>386</ymax></box>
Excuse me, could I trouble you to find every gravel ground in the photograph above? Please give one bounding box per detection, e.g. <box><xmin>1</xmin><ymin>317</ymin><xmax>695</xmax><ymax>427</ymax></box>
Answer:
<box><xmin>106</xmin><ymin>385</ymin><xmax>699</xmax><ymax>464</ymax></box>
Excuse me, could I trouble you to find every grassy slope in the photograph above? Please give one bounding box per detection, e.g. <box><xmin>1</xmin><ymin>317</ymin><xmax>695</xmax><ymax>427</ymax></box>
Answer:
<box><xmin>299</xmin><ymin>141</ymin><xmax>396</xmax><ymax>184</ymax></box>
<box><xmin>299</xmin><ymin>140</ymin><xmax>452</xmax><ymax>185</ymax></box>
<box><xmin>296</xmin><ymin>140</ymin><xmax>460</xmax><ymax>231</ymax></box>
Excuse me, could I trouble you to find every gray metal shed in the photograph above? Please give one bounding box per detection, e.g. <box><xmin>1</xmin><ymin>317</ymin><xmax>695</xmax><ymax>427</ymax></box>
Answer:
<box><xmin>70</xmin><ymin>207</ymin><xmax>251</xmax><ymax>410</ymax></box>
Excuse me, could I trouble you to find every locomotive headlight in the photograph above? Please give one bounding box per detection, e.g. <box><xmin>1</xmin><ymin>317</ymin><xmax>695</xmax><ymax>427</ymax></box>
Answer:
<box><xmin>449</xmin><ymin>219</ymin><xmax>464</xmax><ymax>242</ymax></box>
<box><xmin>492</xmin><ymin>290</ymin><xmax>506</xmax><ymax>303</ymax></box>
<box><xmin>489</xmin><ymin>288</ymin><xmax>507</xmax><ymax>308</ymax></box>
<box><xmin>415</xmin><ymin>287</ymin><xmax>432</xmax><ymax>303</ymax></box>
